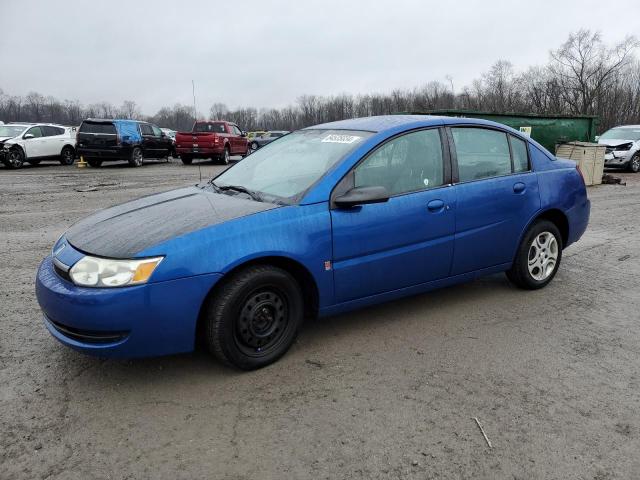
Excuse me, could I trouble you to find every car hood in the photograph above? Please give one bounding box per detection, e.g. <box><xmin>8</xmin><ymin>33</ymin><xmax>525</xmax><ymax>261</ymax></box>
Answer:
<box><xmin>0</xmin><ymin>136</ymin><xmax>16</xmax><ymax>143</ymax></box>
<box><xmin>65</xmin><ymin>185</ymin><xmax>278</xmax><ymax>258</ymax></box>
<box><xmin>598</xmin><ymin>139</ymin><xmax>636</xmax><ymax>147</ymax></box>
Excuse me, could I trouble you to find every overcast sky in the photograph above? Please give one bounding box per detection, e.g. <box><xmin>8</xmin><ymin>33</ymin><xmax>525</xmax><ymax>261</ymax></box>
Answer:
<box><xmin>2</xmin><ymin>0</ymin><xmax>639</xmax><ymax>115</ymax></box>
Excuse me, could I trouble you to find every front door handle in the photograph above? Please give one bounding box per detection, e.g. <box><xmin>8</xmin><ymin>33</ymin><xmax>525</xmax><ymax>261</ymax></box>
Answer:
<box><xmin>427</xmin><ymin>199</ymin><xmax>445</xmax><ymax>212</ymax></box>
<box><xmin>513</xmin><ymin>182</ymin><xmax>526</xmax><ymax>194</ymax></box>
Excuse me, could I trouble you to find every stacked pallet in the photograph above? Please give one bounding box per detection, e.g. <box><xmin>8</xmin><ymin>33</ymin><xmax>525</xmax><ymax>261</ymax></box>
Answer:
<box><xmin>555</xmin><ymin>142</ymin><xmax>606</xmax><ymax>186</ymax></box>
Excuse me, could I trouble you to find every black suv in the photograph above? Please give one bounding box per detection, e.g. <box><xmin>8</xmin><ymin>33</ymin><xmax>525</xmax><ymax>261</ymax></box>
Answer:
<box><xmin>76</xmin><ymin>119</ymin><xmax>175</xmax><ymax>167</ymax></box>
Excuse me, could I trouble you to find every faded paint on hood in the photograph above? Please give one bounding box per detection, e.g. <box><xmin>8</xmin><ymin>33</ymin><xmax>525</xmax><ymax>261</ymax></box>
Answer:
<box><xmin>65</xmin><ymin>185</ymin><xmax>278</xmax><ymax>258</ymax></box>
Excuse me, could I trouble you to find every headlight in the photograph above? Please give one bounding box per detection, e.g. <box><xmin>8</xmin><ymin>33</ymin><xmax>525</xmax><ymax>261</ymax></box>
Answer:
<box><xmin>69</xmin><ymin>256</ymin><xmax>163</xmax><ymax>288</ymax></box>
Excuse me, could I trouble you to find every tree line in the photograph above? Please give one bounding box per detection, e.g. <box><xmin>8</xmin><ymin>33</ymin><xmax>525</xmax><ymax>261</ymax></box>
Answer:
<box><xmin>1</xmin><ymin>30</ymin><xmax>638</xmax><ymax>134</ymax></box>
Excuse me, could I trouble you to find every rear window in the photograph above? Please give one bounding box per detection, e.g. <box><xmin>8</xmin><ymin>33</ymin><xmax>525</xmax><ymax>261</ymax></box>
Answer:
<box><xmin>80</xmin><ymin>122</ymin><xmax>117</xmax><ymax>134</ymax></box>
<box><xmin>194</xmin><ymin>122</ymin><xmax>226</xmax><ymax>133</ymax></box>
<box><xmin>42</xmin><ymin>126</ymin><xmax>65</xmax><ymax>136</ymax></box>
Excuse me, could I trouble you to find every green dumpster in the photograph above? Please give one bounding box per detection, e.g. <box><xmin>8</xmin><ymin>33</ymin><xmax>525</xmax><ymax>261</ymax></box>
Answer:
<box><xmin>398</xmin><ymin>110</ymin><xmax>599</xmax><ymax>153</ymax></box>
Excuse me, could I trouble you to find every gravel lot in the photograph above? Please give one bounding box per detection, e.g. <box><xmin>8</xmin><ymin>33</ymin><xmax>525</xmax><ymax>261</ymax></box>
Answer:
<box><xmin>1</xmin><ymin>159</ymin><xmax>639</xmax><ymax>479</ymax></box>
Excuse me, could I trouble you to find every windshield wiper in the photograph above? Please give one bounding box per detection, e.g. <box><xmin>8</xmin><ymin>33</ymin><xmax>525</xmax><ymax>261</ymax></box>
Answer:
<box><xmin>211</xmin><ymin>182</ymin><xmax>264</xmax><ymax>202</ymax></box>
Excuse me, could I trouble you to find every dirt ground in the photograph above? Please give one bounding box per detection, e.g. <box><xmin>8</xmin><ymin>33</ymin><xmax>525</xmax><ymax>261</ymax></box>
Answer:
<box><xmin>1</xmin><ymin>158</ymin><xmax>639</xmax><ymax>480</ymax></box>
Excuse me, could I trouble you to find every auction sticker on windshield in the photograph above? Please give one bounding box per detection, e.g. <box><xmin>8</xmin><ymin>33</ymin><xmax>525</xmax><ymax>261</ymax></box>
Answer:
<box><xmin>321</xmin><ymin>134</ymin><xmax>361</xmax><ymax>144</ymax></box>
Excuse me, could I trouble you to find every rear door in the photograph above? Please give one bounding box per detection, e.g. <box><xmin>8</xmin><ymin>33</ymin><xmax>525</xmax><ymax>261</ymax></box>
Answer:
<box><xmin>151</xmin><ymin>124</ymin><xmax>170</xmax><ymax>156</ymax></box>
<box><xmin>330</xmin><ymin>128</ymin><xmax>455</xmax><ymax>303</ymax></box>
<box><xmin>448</xmin><ymin>126</ymin><xmax>540</xmax><ymax>275</ymax></box>
<box><xmin>41</xmin><ymin>126</ymin><xmax>66</xmax><ymax>156</ymax></box>
<box><xmin>22</xmin><ymin>126</ymin><xmax>46</xmax><ymax>158</ymax></box>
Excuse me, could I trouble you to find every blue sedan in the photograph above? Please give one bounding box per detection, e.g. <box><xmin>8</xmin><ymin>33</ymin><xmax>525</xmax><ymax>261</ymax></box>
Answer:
<box><xmin>36</xmin><ymin>115</ymin><xmax>590</xmax><ymax>369</ymax></box>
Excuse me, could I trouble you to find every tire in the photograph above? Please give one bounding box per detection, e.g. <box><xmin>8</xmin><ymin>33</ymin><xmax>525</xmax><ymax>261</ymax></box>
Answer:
<box><xmin>220</xmin><ymin>146</ymin><xmax>230</xmax><ymax>165</ymax></box>
<box><xmin>251</xmin><ymin>141</ymin><xmax>259</xmax><ymax>151</ymax></box>
<box><xmin>4</xmin><ymin>148</ymin><xmax>24</xmax><ymax>169</ymax></box>
<box><xmin>204</xmin><ymin>265</ymin><xmax>304</xmax><ymax>370</ymax></box>
<box><xmin>181</xmin><ymin>155</ymin><xmax>193</xmax><ymax>165</ymax></box>
<box><xmin>628</xmin><ymin>153</ymin><xmax>640</xmax><ymax>173</ymax></box>
<box><xmin>59</xmin><ymin>146</ymin><xmax>75</xmax><ymax>165</ymax></box>
<box><xmin>506</xmin><ymin>220</ymin><xmax>562</xmax><ymax>290</ymax></box>
<box><xmin>128</xmin><ymin>147</ymin><xmax>143</xmax><ymax>167</ymax></box>
<box><xmin>87</xmin><ymin>158</ymin><xmax>102</xmax><ymax>168</ymax></box>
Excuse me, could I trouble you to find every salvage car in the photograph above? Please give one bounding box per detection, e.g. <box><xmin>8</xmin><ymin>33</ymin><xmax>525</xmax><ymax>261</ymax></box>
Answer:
<box><xmin>249</xmin><ymin>130</ymin><xmax>289</xmax><ymax>151</ymax></box>
<box><xmin>175</xmin><ymin>121</ymin><xmax>249</xmax><ymax>165</ymax></box>
<box><xmin>36</xmin><ymin>115</ymin><xmax>590</xmax><ymax>370</ymax></box>
<box><xmin>597</xmin><ymin>125</ymin><xmax>640</xmax><ymax>172</ymax></box>
<box><xmin>1</xmin><ymin>123</ymin><xmax>76</xmax><ymax>168</ymax></box>
<box><xmin>76</xmin><ymin>119</ymin><xmax>174</xmax><ymax>167</ymax></box>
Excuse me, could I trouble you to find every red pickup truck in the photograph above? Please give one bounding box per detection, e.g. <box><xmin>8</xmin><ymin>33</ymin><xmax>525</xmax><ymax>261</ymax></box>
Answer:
<box><xmin>175</xmin><ymin>121</ymin><xmax>249</xmax><ymax>165</ymax></box>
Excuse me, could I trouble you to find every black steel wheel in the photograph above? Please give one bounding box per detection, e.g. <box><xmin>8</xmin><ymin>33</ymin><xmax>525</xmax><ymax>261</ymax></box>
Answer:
<box><xmin>204</xmin><ymin>265</ymin><xmax>303</xmax><ymax>370</ymax></box>
<box><xmin>60</xmin><ymin>146</ymin><xmax>75</xmax><ymax>165</ymax></box>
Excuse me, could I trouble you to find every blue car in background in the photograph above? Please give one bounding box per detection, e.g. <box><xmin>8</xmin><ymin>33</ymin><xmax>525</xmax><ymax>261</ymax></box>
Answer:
<box><xmin>36</xmin><ymin>115</ymin><xmax>590</xmax><ymax>369</ymax></box>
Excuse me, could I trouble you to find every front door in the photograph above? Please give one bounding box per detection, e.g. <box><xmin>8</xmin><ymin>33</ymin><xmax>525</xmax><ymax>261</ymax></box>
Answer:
<box><xmin>22</xmin><ymin>126</ymin><xmax>46</xmax><ymax>158</ymax></box>
<box><xmin>330</xmin><ymin>128</ymin><xmax>455</xmax><ymax>303</ymax></box>
<box><xmin>448</xmin><ymin>126</ymin><xmax>541</xmax><ymax>275</ymax></box>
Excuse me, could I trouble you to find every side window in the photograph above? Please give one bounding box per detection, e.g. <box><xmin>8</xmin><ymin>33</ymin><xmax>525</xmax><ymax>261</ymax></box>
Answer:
<box><xmin>140</xmin><ymin>124</ymin><xmax>153</xmax><ymax>135</ymax></box>
<box><xmin>354</xmin><ymin>129</ymin><xmax>444</xmax><ymax>196</ymax></box>
<box><xmin>234</xmin><ymin>126</ymin><xmax>243</xmax><ymax>135</ymax></box>
<box><xmin>151</xmin><ymin>125</ymin><xmax>162</xmax><ymax>137</ymax></box>
<box><xmin>42</xmin><ymin>126</ymin><xmax>64</xmax><ymax>137</ymax></box>
<box><xmin>510</xmin><ymin>135</ymin><xmax>530</xmax><ymax>172</ymax></box>
<box><xmin>25</xmin><ymin>126</ymin><xmax>43</xmax><ymax>138</ymax></box>
<box><xmin>452</xmin><ymin>127</ymin><xmax>511</xmax><ymax>182</ymax></box>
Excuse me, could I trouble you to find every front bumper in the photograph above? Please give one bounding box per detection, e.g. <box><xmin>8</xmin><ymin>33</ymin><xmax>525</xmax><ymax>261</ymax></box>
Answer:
<box><xmin>604</xmin><ymin>151</ymin><xmax>632</xmax><ymax>167</ymax></box>
<box><xmin>36</xmin><ymin>256</ymin><xmax>222</xmax><ymax>358</ymax></box>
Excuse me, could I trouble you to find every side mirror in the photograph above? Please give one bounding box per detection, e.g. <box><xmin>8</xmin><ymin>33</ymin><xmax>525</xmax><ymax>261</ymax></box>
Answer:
<box><xmin>334</xmin><ymin>186</ymin><xmax>390</xmax><ymax>208</ymax></box>
<box><xmin>241</xmin><ymin>131</ymin><xmax>247</xmax><ymax>137</ymax></box>
<box><xmin>23</xmin><ymin>133</ymin><xmax>34</xmax><ymax>139</ymax></box>
<box><xmin>160</xmin><ymin>132</ymin><xmax>166</xmax><ymax>138</ymax></box>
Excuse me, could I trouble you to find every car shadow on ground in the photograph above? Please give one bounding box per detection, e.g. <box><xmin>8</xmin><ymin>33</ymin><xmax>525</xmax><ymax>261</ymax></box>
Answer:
<box><xmin>54</xmin><ymin>273</ymin><xmax>516</xmax><ymax>383</ymax></box>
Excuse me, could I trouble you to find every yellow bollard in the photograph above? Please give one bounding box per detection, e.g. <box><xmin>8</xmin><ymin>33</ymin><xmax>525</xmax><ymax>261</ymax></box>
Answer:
<box><xmin>77</xmin><ymin>155</ymin><xmax>87</xmax><ymax>168</ymax></box>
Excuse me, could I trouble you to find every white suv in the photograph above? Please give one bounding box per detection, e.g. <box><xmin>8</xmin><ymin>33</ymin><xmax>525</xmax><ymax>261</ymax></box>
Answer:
<box><xmin>1</xmin><ymin>123</ymin><xmax>77</xmax><ymax>169</ymax></box>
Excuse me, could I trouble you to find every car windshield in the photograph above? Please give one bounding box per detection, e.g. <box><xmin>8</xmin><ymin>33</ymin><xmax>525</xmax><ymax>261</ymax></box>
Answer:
<box><xmin>213</xmin><ymin>129</ymin><xmax>372</xmax><ymax>203</ymax></box>
<box><xmin>0</xmin><ymin>125</ymin><xmax>28</xmax><ymax>137</ymax></box>
<box><xmin>600</xmin><ymin>127</ymin><xmax>640</xmax><ymax>141</ymax></box>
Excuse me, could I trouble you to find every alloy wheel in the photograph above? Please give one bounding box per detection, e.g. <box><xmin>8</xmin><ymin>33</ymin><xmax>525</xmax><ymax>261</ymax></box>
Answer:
<box><xmin>527</xmin><ymin>231</ymin><xmax>558</xmax><ymax>281</ymax></box>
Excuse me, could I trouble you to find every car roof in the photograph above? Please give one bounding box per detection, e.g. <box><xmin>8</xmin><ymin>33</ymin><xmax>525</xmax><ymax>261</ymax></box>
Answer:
<box><xmin>609</xmin><ymin>125</ymin><xmax>640</xmax><ymax>129</ymax></box>
<box><xmin>84</xmin><ymin>118</ymin><xmax>146</xmax><ymax>124</ymax></box>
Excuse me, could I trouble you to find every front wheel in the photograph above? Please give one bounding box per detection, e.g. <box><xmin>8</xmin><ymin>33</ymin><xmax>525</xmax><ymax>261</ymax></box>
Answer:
<box><xmin>128</xmin><ymin>147</ymin><xmax>143</xmax><ymax>167</ymax></box>
<box><xmin>59</xmin><ymin>146</ymin><xmax>75</xmax><ymax>165</ymax></box>
<box><xmin>251</xmin><ymin>141</ymin><xmax>259</xmax><ymax>151</ymax></box>
<box><xmin>506</xmin><ymin>220</ymin><xmax>562</xmax><ymax>290</ymax></box>
<box><xmin>87</xmin><ymin>158</ymin><xmax>102</xmax><ymax>168</ymax></box>
<box><xmin>628</xmin><ymin>154</ymin><xmax>640</xmax><ymax>173</ymax></box>
<box><xmin>181</xmin><ymin>155</ymin><xmax>193</xmax><ymax>165</ymax></box>
<box><xmin>4</xmin><ymin>148</ymin><xmax>24</xmax><ymax>169</ymax></box>
<box><xmin>204</xmin><ymin>265</ymin><xmax>304</xmax><ymax>370</ymax></box>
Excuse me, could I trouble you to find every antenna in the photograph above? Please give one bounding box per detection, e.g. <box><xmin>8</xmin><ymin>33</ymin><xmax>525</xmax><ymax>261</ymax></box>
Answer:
<box><xmin>192</xmin><ymin>80</ymin><xmax>197</xmax><ymax>121</ymax></box>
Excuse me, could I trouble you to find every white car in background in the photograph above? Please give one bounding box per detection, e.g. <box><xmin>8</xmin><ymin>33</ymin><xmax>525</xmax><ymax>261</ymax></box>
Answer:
<box><xmin>1</xmin><ymin>123</ymin><xmax>77</xmax><ymax>169</ymax></box>
<box><xmin>597</xmin><ymin>125</ymin><xmax>640</xmax><ymax>173</ymax></box>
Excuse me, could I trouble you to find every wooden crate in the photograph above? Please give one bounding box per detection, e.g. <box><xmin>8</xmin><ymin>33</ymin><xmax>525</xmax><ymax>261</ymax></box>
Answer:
<box><xmin>555</xmin><ymin>142</ymin><xmax>606</xmax><ymax>186</ymax></box>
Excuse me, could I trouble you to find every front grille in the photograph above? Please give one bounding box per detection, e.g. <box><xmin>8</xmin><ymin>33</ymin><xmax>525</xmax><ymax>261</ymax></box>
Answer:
<box><xmin>49</xmin><ymin>318</ymin><xmax>129</xmax><ymax>344</ymax></box>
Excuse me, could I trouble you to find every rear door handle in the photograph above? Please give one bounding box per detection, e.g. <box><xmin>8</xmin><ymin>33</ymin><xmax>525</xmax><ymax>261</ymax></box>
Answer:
<box><xmin>513</xmin><ymin>182</ymin><xmax>526</xmax><ymax>194</ymax></box>
<box><xmin>427</xmin><ymin>199</ymin><xmax>445</xmax><ymax>212</ymax></box>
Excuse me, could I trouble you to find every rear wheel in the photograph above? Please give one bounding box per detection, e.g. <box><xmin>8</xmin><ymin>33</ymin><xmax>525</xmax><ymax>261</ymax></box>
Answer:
<box><xmin>87</xmin><ymin>158</ymin><xmax>102</xmax><ymax>168</ymax></box>
<box><xmin>628</xmin><ymin>154</ymin><xmax>640</xmax><ymax>173</ymax></box>
<box><xmin>220</xmin><ymin>146</ymin><xmax>230</xmax><ymax>165</ymax></box>
<box><xmin>60</xmin><ymin>146</ymin><xmax>75</xmax><ymax>165</ymax></box>
<box><xmin>506</xmin><ymin>220</ymin><xmax>562</xmax><ymax>290</ymax></box>
<box><xmin>204</xmin><ymin>265</ymin><xmax>303</xmax><ymax>370</ymax></box>
<box><xmin>181</xmin><ymin>155</ymin><xmax>193</xmax><ymax>165</ymax></box>
<box><xmin>128</xmin><ymin>147</ymin><xmax>143</xmax><ymax>167</ymax></box>
<box><xmin>4</xmin><ymin>148</ymin><xmax>24</xmax><ymax>169</ymax></box>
